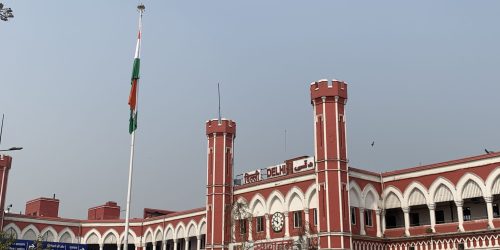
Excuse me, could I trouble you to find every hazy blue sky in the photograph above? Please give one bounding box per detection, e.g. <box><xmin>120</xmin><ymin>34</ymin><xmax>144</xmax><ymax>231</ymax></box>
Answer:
<box><xmin>1</xmin><ymin>1</ymin><xmax>499</xmax><ymax>219</ymax></box>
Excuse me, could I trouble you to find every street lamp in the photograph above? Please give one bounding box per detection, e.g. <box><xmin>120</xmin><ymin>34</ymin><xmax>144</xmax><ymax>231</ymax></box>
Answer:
<box><xmin>0</xmin><ymin>3</ymin><xmax>14</xmax><ymax>22</ymax></box>
<box><xmin>0</xmin><ymin>147</ymin><xmax>22</xmax><ymax>152</ymax></box>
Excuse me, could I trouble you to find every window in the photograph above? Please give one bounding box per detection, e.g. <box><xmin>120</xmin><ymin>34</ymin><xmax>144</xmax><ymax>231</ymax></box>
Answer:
<box><xmin>351</xmin><ymin>207</ymin><xmax>356</xmax><ymax>225</ymax></box>
<box><xmin>436</xmin><ymin>210</ymin><xmax>445</xmax><ymax>224</ymax></box>
<box><xmin>364</xmin><ymin>210</ymin><xmax>373</xmax><ymax>227</ymax></box>
<box><xmin>239</xmin><ymin>219</ymin><xmax>247</xmax><ymax>234</ymax></box>
<box><xmin>410</xmin><ymin>213</ymin><xmax>420</xmax><ymax>226</ymax></box>
<box><xmin>385</xmin><ymin>214</ymin><xmax>397</xmax><ymax>228</ymax></box>
<box><xmin>463</xmin><ymin>207</ymin><xmax>471</xmax><ymax>221</ymax></box>
<box><xmin>256</xmin><ymin>216</ymin><xmax>264</xmax><ymax>232</ymax></box>
<box><xmin>493</xmin><ymin>204</ymin><xmax>499</xmax><ymax>218</ymax></box>
<box><xmin>313</xmin><ymin>208</ymin><xmax>318</xmax><ymax>225</ymax></box>
<box><xmin>293</xmin><ymin>211</ymin><xmax>303</xmax><ymax>228</ymax></box>
<box><xmin>409</xmin><ymin>246</ymin><xmax>415</xmax><ymax>250</ymax></box>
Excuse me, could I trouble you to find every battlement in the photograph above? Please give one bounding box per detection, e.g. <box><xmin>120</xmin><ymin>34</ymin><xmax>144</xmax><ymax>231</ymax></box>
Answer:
<box><xmin>206</xmin><ymin>119</ymin><xmax>236</xmax><ymax>136</ymax></box>
<box><xmin>0</xmin><ymin>155</ymin><xmax>12</xmax><ymax>169</ymax></box>
<box><xmin>310</xmin><ymin>79</ymin><xmax>348</xmax><ymax>101</ymax></box>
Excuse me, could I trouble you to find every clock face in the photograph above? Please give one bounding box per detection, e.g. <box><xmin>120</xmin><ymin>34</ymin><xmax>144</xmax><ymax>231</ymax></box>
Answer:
<box><xmin>271</xmin><ymin>212</ymin><xmax>284</xmax><ymax>232</ymax></box>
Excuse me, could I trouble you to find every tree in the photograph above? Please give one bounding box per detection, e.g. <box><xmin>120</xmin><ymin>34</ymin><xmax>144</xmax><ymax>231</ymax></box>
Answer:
<box><xmin>0</xmin><ymin>230</ymin><xmax>16</xmax><ymax>250</ymax></box>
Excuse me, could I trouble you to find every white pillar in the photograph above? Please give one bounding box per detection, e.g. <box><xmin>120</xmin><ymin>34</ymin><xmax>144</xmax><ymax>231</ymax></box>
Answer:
<box><xmin>485</xmin><ymin>196</ymin><xmax>495</xmax><ymax>229</ymax></box>
<box><xmin>359</xmin><ymin>207</ymin><xmax>366</xmax><ymax>235</ymax></box>
<box><xmin>284</xmin><ymin>211</ymin><xmax>290</xmax><ymax>237</ymax></box>
<box><xmin>196</xmin><ymin>236</ymin><xmax>201</xmax><ymax>250</ymax></box>
<box><xmin>304</xmin><ymin>208</ymin><xmax>310</xmax><ymax>234</ymax></box>
<box><xmin>153</xmin><ymin>243</ymin><xmax>157</xmax><ymax>250</ymax></box>
<box><xmin>173</xmin><ymin>239</ymin><xmax>178</xmax><ymax>250</ymax></box>
<box><xmin>402</xmin><ymin>207</ymin><xmax>410</xmax><ymax>237</ymax></box>
<box><xmin>118</xmin><ymin>244</ymin><xmax>122</xmax><ymax>250</ymax></box>
<box><xmin>265</xmin><ymin>214</ymin><xmax>270</xmax><ymax>239</ymax></box>
<box><xmin>184</xmin><ymin>238</ymin><xmax>189</xmax><ymax>250</ymax></box>
<box><xmin>381</xmin><ymin>209</ymin><xmax>386</xmax><ymax>234</ymax></box>
<box><xmin>162</xmin><ymin>241</ymin><xmax>167</xmax><ymax>250</ymax></box>
<box><xmin>248</xmin><ymin>218</ymin><xmax>253</xmax><ymax>241</ymax></box>
<box><xmin>375</xmin><ymin>209</ymin><xmax>382</xmax><ymax>237</ymax></box>
<box><xmin>428</xmin><ymin>203</ymin><xmax>436</xmax><ymax>232</ymax></box>
<box><xmin>99</xmin><ymin>245</ymin><xmax>104</xmax><ymax>250</ymax></box>
<box><xmin>455</xmin><ymin>200</ymin><xmax>464</xmax><ymax>232</ymax></box>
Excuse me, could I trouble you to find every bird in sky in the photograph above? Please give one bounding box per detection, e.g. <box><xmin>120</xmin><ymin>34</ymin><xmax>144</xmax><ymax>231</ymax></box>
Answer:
<box><xmin>371</xmin><ymin>141</ymin><xmax>375</xmax><ymax>147</ymax></box>
<box><xmin>485</xmin><ymin>149</ymin><xmax>494</xmax><ymax>154</ymax></box>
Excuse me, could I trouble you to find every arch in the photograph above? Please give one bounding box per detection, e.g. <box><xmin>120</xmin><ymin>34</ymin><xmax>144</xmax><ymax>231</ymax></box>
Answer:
<box><xmin>486</xmin><ymin>167</ymin><xmax>500</xmax><ymax>195</ymax></box>
<box><xmin>285</xmin><ymin>186</ymin><xmax>305</xmax><ymax>211</ymax></box>
<box><xmin>175</xmin><ymin>222</ymin><xmax>186</xmax><ymax>240</ymax></box>
<box><xmin>457</xmin><ymin>173</ymin><xmax>487</xmax><ymax>199</ymax></box>
<box><xmin>382</xmin><ymin>186</ymin><xmax>404</xmax><ymax>209</ymax></box>
<box><xmin>362</xmin><ymin>184</ymin><xmax>380</xmax><ymax>208</ymax></box>
<box><xmin>83</xmin><ymin>229</ymin><xmax>101</xmax><ymax>245</ymax></box>
<box><xmin>249</xmin><ymin>194</ymin><xmax>266</xmax><ymax>216</ymax></box>
<box><xmin>21</xmin><ymin>225</ymin><xmax>40</xmax><ymax>241</ymax></box>
<box><xmin>58</xmin><ymin>228</ymin><xmax>76</xmax><ymax>243</ymax></box>
<box><xmin>429</xmin><ymin>177</ymin><xmax>458</xmax><ymax>203</ymax></box>
<box><xmin>3</xmin><ymin>223</ymin><xmax>21</xmax><ymax>239</ymax></box>
<box><xmin>143</xmin><ymin>228</ymin><xmax>154</xmax><ymax>243</ymax></box>
<box><xmin>102</xmin><ymin>229</ymin><xmax>119</xmax><ymax>245</ymax></box>
<box><xmin>187</xmin><ymin>220</ymin><xmax>198</xmax><ymax>238</ymax></box>
<box><xmin>349</xmin><ymin>181</ymin><xmax>363</xmax><ymax>208</ymax></box>
<box><xmin>154</xmin><ymin>226</ymin><xmax>164</xmax><ymax>242</ymax></box>
<box><xmin>198</xmin><ymin>218</ymin><xmax>207</xmax><ymax>236</ymax></box>
<box><xmin>403</xmin><ymin>182</ymin><xmax>430</xmax><ymax>206</ymax></box>
<box><xmin>267</xmin><ymin>190</ymin><xmax>285</xmax><ymax>214</ymax></box>
<box><xmin>164</xmin><ymin>225</ymin><xmax>175</xmax><ymax>240</ymax></box>
<box><xmin>40</xmin><ymin>226</ymin><xmax>58</xmax><ymax>242</ymax></box>
<box><xmin>304</xmin><ymin>184</ymin><xmax>318</xmax><ymax>209</ymax></box>
<box><xmin>120</xmin><ymin>229</ymin><xmax>137</xmax><ymax>245</ymax></box>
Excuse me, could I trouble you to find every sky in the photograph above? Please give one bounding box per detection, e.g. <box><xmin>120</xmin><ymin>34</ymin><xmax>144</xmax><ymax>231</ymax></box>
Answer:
<box><xmin>1</xmin><ymin>1</ymin><xmax>499</xmax><ymax>219</ymax></box>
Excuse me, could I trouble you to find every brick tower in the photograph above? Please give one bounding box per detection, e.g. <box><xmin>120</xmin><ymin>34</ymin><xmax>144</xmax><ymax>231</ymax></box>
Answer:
<box><xmin>0</xmin><ymin>155</ymin><xmax>13</xmax><ymax>230</ymax></box>
<box><xmin>205</xmin><ymin>119</ymin><xmax>236</xmax><ymax>250</ymax></box>
<box><xmin>310</xmin><ymin>80</ymin><xmax>351</xmax><ymax>249</ymax></box>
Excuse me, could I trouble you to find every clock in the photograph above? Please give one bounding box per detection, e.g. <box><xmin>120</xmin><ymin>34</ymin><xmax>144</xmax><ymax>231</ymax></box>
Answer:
<box><xmin>271</xmin><ymin>212</ymin><xmax>285</xmax><ymax>232</ymax></box>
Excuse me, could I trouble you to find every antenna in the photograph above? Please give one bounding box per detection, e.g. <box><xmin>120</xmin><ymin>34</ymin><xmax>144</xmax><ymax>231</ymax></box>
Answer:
<box><xmin>0</xmin><ymin>114</ymin><xmax>4</xmax><ymax>145</ymax></box>
<box><xmin>218</xmin><ymin>82</ymin><xmax>222</xmax><ymax>124</ymax></box>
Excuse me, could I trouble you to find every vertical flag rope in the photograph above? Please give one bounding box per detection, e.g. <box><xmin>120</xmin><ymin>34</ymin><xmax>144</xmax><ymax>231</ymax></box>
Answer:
<box><xmin>124</xmin><ymin>4</ymin><xmax>144</xmax><ymax>250</ymax></box>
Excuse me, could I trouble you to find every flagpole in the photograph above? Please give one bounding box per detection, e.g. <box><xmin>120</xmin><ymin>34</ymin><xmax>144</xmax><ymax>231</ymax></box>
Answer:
<box><xmin>124</xmin><ymin>4</ymin><xmax>144</xmax><ymax>250</ymax></box>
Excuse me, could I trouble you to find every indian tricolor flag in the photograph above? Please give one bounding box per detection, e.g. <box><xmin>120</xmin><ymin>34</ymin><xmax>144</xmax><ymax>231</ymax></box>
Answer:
<box><xmin>128</xmin><ymin>27</ymin><xmax>142</xmax><ymax>134</ymax></box>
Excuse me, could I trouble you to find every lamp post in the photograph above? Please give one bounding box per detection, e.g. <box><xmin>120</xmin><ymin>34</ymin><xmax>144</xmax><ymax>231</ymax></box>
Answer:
<box><xmin>0</xmin><ymin>3</ymin><xmax>14</xmax><ymax>22</ymax></box>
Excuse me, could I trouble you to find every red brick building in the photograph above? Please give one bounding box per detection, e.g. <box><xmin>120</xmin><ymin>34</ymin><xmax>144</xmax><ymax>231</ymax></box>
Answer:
<box><xmin>1</xmin><ymin>79</ymin><xmax>499</xmax><ymax>250</ymax></box>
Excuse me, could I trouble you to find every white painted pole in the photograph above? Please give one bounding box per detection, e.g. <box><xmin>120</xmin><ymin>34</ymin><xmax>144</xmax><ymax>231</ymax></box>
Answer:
<box><xmin>124</xmin><ymin>5</ymin><xmax>144</xmax><ymax>250</ymax></box>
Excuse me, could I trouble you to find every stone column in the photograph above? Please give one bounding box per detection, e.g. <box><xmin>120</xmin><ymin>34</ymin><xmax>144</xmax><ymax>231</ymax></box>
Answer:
<box><xmin>485</xmin><ymin>196</ymin><xmax>495</xmax><ymax>229</ymax></box>
<box><xmin>248</xmin><ymin>218</ymin><xmax>253</xmax><ymax>241</ymax></box>
<box><xmin>375</xmin><ymin>209</ymin><xmax>382</xmax><ymax>237</ymax></box>
<box><xmin>184</xmin><ymin>238</ymin><xmax>189</xmax><ymax>250</ymax></box>
<box><xmin>381</xmin><ymin>209</ymin><xmax>386</xmax><ymax>234</ymax></box>
<box><xmin>162</xmin><ymin>241</ymin><xmax>167</xmax><ymax>250</ymax></box>
<box><xmin>402</xmin><ymin>207</ymin><xmax>410</xmax><ymax>236</ymax></box>
<box><xmin>284</xmin><ymin>211</ymin><xmax>290</xmax><ymax>237</ymax></box>
<box><xmin>304</xmin><ymin>208</ymin><xmax>310</xmax><ymax>234</ymax></box>
<box><xmin>428</xmin><ymin>203</ymin><xmax>436</xmax><ymax>232</ymax></box>
<box><xmin>153</xmin><ymin>243</ymin><xmax>157</xmax><ymax>250</ymax></box>
<box><xmin>265</xmin><ymin>214</ymin><xmax>270</xmax><ymax>239</ymax></box>
<box><xmin>117</xmin><ymin>244</ymin><xmax>122</xmax><ymax>250</ymax></box>
<box><xmin>455</xmin><ymin>200</ymin><xmax>465</xmax><ymax>232</ymax></box>
<box><xmin>173</xmin><ymin>239</ymin><xmax>178</xmax><ymax>250</ymax></box>
<box><xmin>99</xmin><ymin>244</ymin><xmax>104</xmax><ymax>250</ymax></box>
<box><xmin>196</xmin><ymin>236</ymin><xmax>201</xmax><ymax>250</ymax></box>
<box><xmin>359</xmin><ymin>207</ymin><xmax>366</xmax><ymax>235</ymax></box>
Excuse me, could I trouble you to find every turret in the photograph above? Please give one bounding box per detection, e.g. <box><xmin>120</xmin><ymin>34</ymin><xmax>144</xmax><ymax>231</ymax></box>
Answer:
<box><xmin>0</xmin><ymin>155</ymin><xmax>13</xmax><ymax>230</ymax></box>
<box><xmin>310</xmin><ymin>79</ymin><xmax>351</xmax><ymax>249</ymax></box>
<box><xmin>205</xmin><ymin>119</ymin><xmax>236</xmax><ymax>250</ymax></box>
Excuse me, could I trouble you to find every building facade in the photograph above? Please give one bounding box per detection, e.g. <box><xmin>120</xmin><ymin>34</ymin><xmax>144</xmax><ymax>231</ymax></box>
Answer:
<box><xmin>1</xmin><ymin>79</ymin><xmax>500</xmax><ymax>250</ymax></box>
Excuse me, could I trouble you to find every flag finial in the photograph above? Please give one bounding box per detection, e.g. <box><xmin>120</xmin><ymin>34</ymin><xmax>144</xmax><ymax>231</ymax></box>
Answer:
<box><xmin>137</xmin><ymin>3</ymin><xmax>145</xmax><ymax>13</ymax></box>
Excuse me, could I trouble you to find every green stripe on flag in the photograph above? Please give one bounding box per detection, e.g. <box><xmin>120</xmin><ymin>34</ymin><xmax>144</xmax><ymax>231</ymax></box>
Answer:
<box><xmin>132</xmin><ymin>58</ymin><xmax>140</xmax><ymax>80</ymax></box>
<box><xmin>129</xmin><ymin>111</ymin><xmax>138</xmax><ymax>134</ymax></box>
